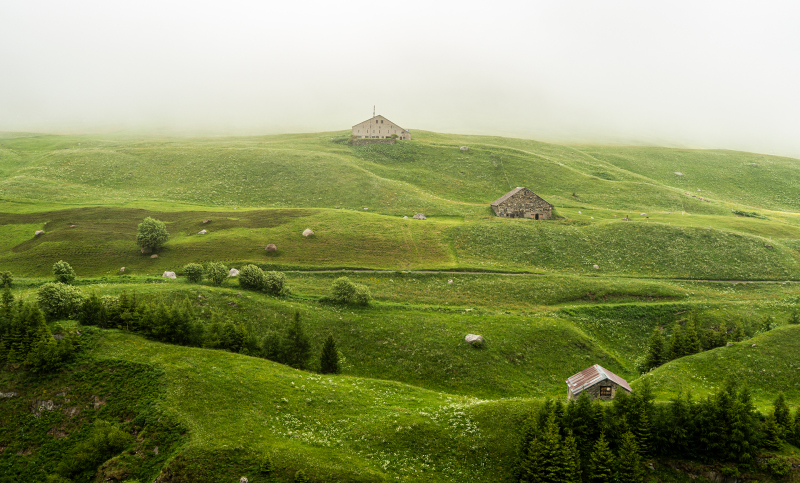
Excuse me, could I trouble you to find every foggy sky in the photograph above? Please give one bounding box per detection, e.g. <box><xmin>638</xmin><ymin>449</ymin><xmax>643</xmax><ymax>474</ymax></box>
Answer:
<box><xmin>2</xmin><ymin>1</ymin><xmax>799</xmax><ymax>157</ymax></box>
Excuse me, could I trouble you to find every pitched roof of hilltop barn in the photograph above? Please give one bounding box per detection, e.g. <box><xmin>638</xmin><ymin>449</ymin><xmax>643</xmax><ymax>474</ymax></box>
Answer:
<box><xmin>490</xmin><ymin>187</ymin><xmax>552</xmax><ymax>208</ymax></box>
<box><xmin>565</xmin><ymin>364</ymin><xmax>632</xmax><ymax>398</ymax></box>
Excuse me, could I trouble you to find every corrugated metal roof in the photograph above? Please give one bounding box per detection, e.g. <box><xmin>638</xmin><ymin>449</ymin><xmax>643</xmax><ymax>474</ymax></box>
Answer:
<box><xmin>565</xmin><ymin>364</ymin><xmax>632</xmax><ymax>396</ymax></box>
<box><xmin>490</xmin><ymin>187</ymin><xmax>526</xmax><ymax>206</ymax></box>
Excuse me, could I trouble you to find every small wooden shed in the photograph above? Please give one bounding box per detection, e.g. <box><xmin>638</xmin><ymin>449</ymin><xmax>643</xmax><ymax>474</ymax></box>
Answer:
<box><xmin>490</xmin><ymin>187</ymin><xmax>553</xmax><ymax>219</ymax></box>
<box><xmin>565</xmin><ymin>364</ymin><xmax>632</xmax><ymax>401</ymax></box>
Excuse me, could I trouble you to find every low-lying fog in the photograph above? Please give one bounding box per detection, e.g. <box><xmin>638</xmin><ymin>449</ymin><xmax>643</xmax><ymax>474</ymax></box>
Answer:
<box><xmin>1</xmin><ymin>1</ymin><xmax>799</xmax><ymax>157</ymax></box>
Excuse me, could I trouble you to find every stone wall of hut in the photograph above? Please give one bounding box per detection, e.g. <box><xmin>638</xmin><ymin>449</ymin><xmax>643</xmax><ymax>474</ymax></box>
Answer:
<box><xmin>492</xmin><ymin>190</ymin><xmax>553</xmax><ymax>219</ymax></box>
<box><xmin>568</xmin><ymin>381</ymin><xmax>621</xmax><ymax>401</ymax></box>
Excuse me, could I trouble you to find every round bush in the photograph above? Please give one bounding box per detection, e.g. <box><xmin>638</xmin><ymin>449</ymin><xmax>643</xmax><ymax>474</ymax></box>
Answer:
<box><xmin>136</xmin><ymin>217</ymin><xmax>169</xmax><ymax>251</ymax></box>
<box><xmin>37</xmin><ymin>282</ymin><xmax>86</xmax><ymax>321</ymax></box>
<box><xmin>263</xmin><ymin>271</ymin><xmax>286</xmax><ymax>295</ymax></box>
<box><xmin>239</xmin><ymin>264</ymin><xmax>266</xmax><ymax>290</ymax></box>
<box><xmin>206</xmin><ymin>262</ymin><xmax>228</xmax><ymax>286</ymax></box>
<box><xmin>183</xmin><ymin>263</ymin><xmax>204</xmax><ymax>283</ymax></box>
<box><xmin>330</xmin><ymin>277</ymin><xmax>357</xmax><ymax>303</ymax></box>
<box><xmin>53</xmin><ymin>260</ymin><xmax>76</xmax><ymax>284</ymax></box>
<box><xmin>353</xmin><ymin>284</ymin><xmax>372</xmax><ymax>306</ymax></box>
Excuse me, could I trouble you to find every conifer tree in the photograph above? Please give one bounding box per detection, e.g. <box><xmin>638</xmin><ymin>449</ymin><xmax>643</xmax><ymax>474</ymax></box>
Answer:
<box><xmin>790</xmin><ymin>408</ymin><xmax>800</xmax><ymax>447</ymax></box>
<box><xmin>616</xmin><ymin>431</ymin><xmax>644</xmax><ymax>483</ymax></box>
<box><xmin>319</xmin><ymin>334</ymin><xmax>340</xmax><ymax>374</ymax></box>
<box><xmin>668</xmin><ymin>322</ymin><xmax>686</xmax><ymax>360</ymax></box>
<box><xmin>683</xmin><ymin>319</ymin><xmax>702</xmax><ymax>355</ymax></box>
<box><xmin>519</xmin><ymin>435</ymin><xmax>545</xmax><ymax>483</ymax></box>
<box><xmin>294</xmin><ymin>469</ymin><xmax>310</xmax><ymax>483</ymax></box>
<box><xmin>540</xmin><ymin>414</ymin><xmax>566</xmax><ymax>483</ymax></box>
<box><xmin>762</xmin><ymin>413</ymin><xmax>783</xmax><ymax>450</ymax></box>
<box><xmin>1</xmin><ymin>285</ymin><xmax>13</xmax><ymax>323</ymax></box>
<box><xmin>789</xmin><ymin>309</ymin><xmax>800</xmax><ymax>325</ymax></box>
<box><xmin>588</xmin><ymin>433</ymin><xmax>615</xmax><ymax>483</ymax></box>
<box><xmin>642</xmin><ymin>328</ymin><xmax>665</xmax><ymax>372</ymax></box>
<box><xmin>635</xmin><ymin>404</ymin><xmax>652</xmax><ymax>457</ymax></box>
<box><xmin>282</xmin><ymin>311</ymin><xmax>311</xmax><ymax>369</ymax></box>
<box><xmin>773</xmin><ymin>392</ymin><xmax>791</xmax><ymax>436</ymax></box>
<box><xmin>562</xmin><ymin>430</ymin><xmax>582</xmax><ymax>483</ymax></box>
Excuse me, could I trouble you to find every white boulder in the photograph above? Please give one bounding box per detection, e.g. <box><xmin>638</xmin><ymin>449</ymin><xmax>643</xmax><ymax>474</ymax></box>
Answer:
<box><xmin>228</xmin><ymin>268</ymin><xmax>239</xmax><ymax>277</ymax></box>
<box><xmin>35</xmin><ymin>230</ymin><xmax>45</xmax><ymax>236</ymax></box>
<box><xmin>198</xmin><ymin>229</ymin><xmax>207</xmax><ymax>235</ymax></box>
<box><xmin>465</xmin><ymin>334</ymin><xmax>484</xmax><ymax>346</ymax></box>
<box><xmin>162</xmin><ymin>271</ymin><xmax>176</xmax><ymax>279</ymax></box>
<box><xmin>303</xmin><ymin>228</ymin><xmax>314</xmax><ymax>237</ymax></box>
<box><xmin>460</xmin><ymin>146</ymin><xmax>469</xmax><ymax>151</ymax></box>
<box><xmin>413</xmin><ymin>213</ymin><xmax>426</xmax><ymax>220</ymax></box>
<box><xmin>593</xmin><ymin>264</ymin><xmax>599</xmax><ymax>270</ymax></box>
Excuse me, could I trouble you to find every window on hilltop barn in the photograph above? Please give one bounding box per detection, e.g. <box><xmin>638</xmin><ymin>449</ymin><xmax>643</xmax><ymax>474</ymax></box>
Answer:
<box><xmin>600</xmin><ymin>386</ymin><xmax>612</xmax><ymax>397</ymax></box>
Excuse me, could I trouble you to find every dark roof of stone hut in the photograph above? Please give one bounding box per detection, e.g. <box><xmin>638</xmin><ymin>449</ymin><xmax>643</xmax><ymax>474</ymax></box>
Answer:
<box><xmin>565</xmin><ymin>364</ymin><xmax>632</xmax><ymax>396</ymax></box>
<box><xmin>490</xmin><ymin>187</ymin><xmax>553</xmax><ymax>207</ymax></box>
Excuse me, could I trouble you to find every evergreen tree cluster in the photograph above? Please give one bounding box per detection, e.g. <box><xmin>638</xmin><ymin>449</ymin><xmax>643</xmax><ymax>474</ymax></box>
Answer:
<box><xmin>77</xmin><ymin>290</ymin><xmax>336</xmax><ymax>372</ymax></box>
<box><xmin>637</xmin><ymin>312</ymin><xmax>768</xmax><ymax>374</ymax></box>
<box><xmin>517</xmin><ymin>380</ymin><xmax>770</xmax><ymax>482</ymax></box>
<box><xmin>0</xmin><ymin>287</ymin><xmax>80</xmax><ymax>372</ymax></box>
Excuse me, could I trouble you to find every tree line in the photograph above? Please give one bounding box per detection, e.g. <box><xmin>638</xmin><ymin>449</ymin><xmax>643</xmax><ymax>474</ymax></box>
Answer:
<box><xmin>516</xmin><ymin>380</ymin><xmax>800</xmax><ymax>483</ymax></box>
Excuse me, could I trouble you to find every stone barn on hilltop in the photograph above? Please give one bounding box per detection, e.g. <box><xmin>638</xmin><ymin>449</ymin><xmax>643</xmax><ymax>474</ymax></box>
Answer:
<box><xmin>352</xmin><ymin>114</ymin><xmax>411</xmax><ymax>140</ymax></box>
<box><xmin>565</xmin><ymin>364</ymin><xmax>632</xmax><ymax>401</ymax></box>
<box><xmin>490</xmin><ymin>187</ymin><xmax>553</xmax><ymax>219</ymax></box>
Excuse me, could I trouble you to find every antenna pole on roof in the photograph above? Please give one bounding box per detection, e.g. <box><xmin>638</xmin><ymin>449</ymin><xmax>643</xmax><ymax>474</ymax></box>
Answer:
<box><xmin>373</xmin><ymin>105</ymin><xmax>375</xmax><ymax>118</ymax></box>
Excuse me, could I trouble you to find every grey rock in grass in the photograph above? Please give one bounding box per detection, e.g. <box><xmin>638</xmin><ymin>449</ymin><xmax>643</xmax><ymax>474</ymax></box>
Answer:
<box><xmin>403</xmin><ymin>216</ymin><xmax>408</xmax><ymax>219</ymax></box>
<box><xmin>120</xmin><ymin>267</ymin><xmax>125</xmax><ymax>272</ymax></box>
<box><xmin>726</xmin><ymin>342</ymin><xmax>734</xmax><ymax>347</ymax></box>
<box><xmin>0</xmin><ymin>392</ymin><xmax>17</xmax><ymax>398</ymax></box>
<box><xmin>465</xmin><ymin>334</ymin><xmax>484</xmax><ymax>346</ymax></box>
<box><xmin>593</xmin><ymin>264</ymin><xmax>600</xmax><ymax>270</ymax></box>
<box><xmin>228</xmin><ymin>268</ymin><xmax>239</xmax><ymax>277</ymax></box>
<box><xmin>203</xmin><ymin>219</ymin><xmax>211</xmax><ymax>223</ymax></box>
<box><xmin>448</xmin><ymin>279</ymin><xmax>453</xmax><ymax>284</ymax></box>
<box><xmin>35</xmin><ymin>230</ymin><xmax>45</xmax><ymax>236</ymax></box>
<box><xmin>70</xmin><ymin>224</ymin><xmax>77</xmax><ymax>228</ymax></box>
<box><xmin>240</xmin><ymin>478</ymin><xmax>248</xmax><ymax>483</ymax></box>
<box><xmin>765</xmin><ymin>244</ymin><xmax>773</xmax><ymax>249</ymax></box>
<box><xmin>198</xmin><ymin>229</ymin><xmax>207</xmax><ymax>235</ymax></box>
<box><xmin>150</xmin><ymin>254</ymin><xmax>158</xmax><ymax>259</ymax></box>
<box><xmin>751</xmin><ymin>343</ymin><xmax>757</xmax><ymax>347</ymax></box>
<box><xmin>303</xmin><ymin>228</ymin><xmax>314</xmax><ymax>237</ymax></box>
<box><xmin>460</xmin><ymin>146</ymin><xmax>469</xmax><ymax>151</ymax></box>
<box><xmin>674</xmin><ymin>172</ymin><xmax>683</xmax><ymax>176</ymax></box>
<box><xmin>413</xmin><ymin>213</ymin><xmax>426</xmax><ymax>220</ymax></box>
<box><xmin>266</xmin><ymin>243</ymin><xmax>277</xmax><ymax>251</ymax></box>
<box><xmin>162</xmin><ymin>271</ymin><xmax>176</xmax><ymax>279</ymax></box>
<box><xmin>141</xmin><ymin>247</ymin><xmax>152</xmax><ymax>254</ymax></box>
<box><xmin>154</xmin><ymin>446</ymin><xmax>159</xmax><ymax>455</ymax></box>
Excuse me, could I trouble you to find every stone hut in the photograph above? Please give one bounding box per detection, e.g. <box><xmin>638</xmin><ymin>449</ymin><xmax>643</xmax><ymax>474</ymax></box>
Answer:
<box><xmin>565</xmin><ymin>364</ymin><xmax>632</xmax><ymax>401</ymax></box>
<box><xmin>352</xmin><ymin>114</ymin><xmax>410</xmax><ymax>141</ymax></box>
<box><xmin>490</xmin><ymin>187</ymin><xmax>553</xmax><ymax>220</ymax></box>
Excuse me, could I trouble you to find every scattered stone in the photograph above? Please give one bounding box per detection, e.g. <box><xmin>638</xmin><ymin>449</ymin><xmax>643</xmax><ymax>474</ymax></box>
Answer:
<box><xmin>465</xmin><ymin>334</ymin><xmax>484</xmax><ymax>346</ymax></box>
<box><xmin>266</xmin><ymin>243</ymin><xmax>277</xmax><ymax>251</ymax></box>
<box><xmin>590</xmin><ymin>216</ymin><xmax>594</xmax><ymax>219</ymax></box>
<box><xmin>593</xmin><ymin>264</ymin><xmax>599</xmax><ymax>270</ymax></box>
<box><xmin>203</xmin><ymin>219</ymin><xmax>211</xmax><ymax>224</ymax></box>
<box><xmin>198</xmin><ymin>295</ymin><xmax>206</xmax><ymax>300</ymax></box>
<box><xmin>228</xmin><ymin>302</ymin><xmax>238</xmax><ymax>307</ymax></box>
<box><xmin>120</xmin><ymin>267</ymin><xmax>125</xmax><ymax>273</ymax></box>
<box><xmin>751</xmin><ymin>343</ymin><xmax>757</xmax><ymax>347</ymax></box>
<box><xmin>403</xmin><ymin>216</ymin><xmax>408</xmax><ymax>219</ymax></box>
<box><xmin>32</xmin><ymin>400</ymin><xmax>56</xmax><ymax>417</ymax></box>
<box><xmin>364</xmin><ymin>207</ymin><xmax>368</xmax><ymax>210</ymax></box>
<box><xmin>0</xmin><ymin>392</ymin><xmax>17</xmax><ymax>398</ymax></box>
<box><xmin>198</xmin><ymin>229</ymin><xmax>207</xmax><ymax>235</ymax></box>
<box><xmin>726</xmin><ymin>342</ymin><xmax>734</xmax><ymax>347</ymax></box>
<box><xmin>162</xmin><ymin>271</ymin><xmax>176</xmax><ymax>279</ymax></box>
<box><xmin>151</xmin><ymin>254</ymin><xmax>158</xmax><ymax>259</ymax></box>
<box><xmin>228</xmin><ymin>268</ymin><xmax>239</xmax><ymax>277</ymax></box>
<box><xmin>154</xmin><ymin>446</ymin><xmax>159</xmax><ymax>455</ymax></box>
<box><xmin>141</xmin><ymin>247</ymin><xmax>152</xmax><ymax>254</ymax></box>
<box><xmin>448</xmin><ymin>280</ymin><xmax>453</xmax><ymax>284</ymax></box>
<box><xmin>460</xmin><ymin>146</ymin><xmax>469</xmax><ymax>151</ymax></box>
<box><xmin>750</xmin><ymin>163</ymin><xmax>757</xmax><ymax>166</ymax></box>
<box><xmin>235</xmin><ymin>293</ymin><xmax>242</xmax><ymax>297</ymax></box>
<box><xmin>640</xmin><ymin>213</ymin><xmax>646</xmax><ymax>216</ymax></box>
<box><xmin>465</xmin><ymin>308</ymin><xmax>473</xmax><ymax>313</ymax></box>
<box><xmin>35</xmin><ymin>230</ymin><xmax>45</xmax><ymax>236</ymax></box>
<box><xmin>578</xmin><ymin>211</ymin><xmax>582</xmax><ymax>214</ymax></box>
<box><xmin>70</xmin><ymin>224</ymin><xmax>77</xmax><ymax>228</ymax></box>
<box><xmin>413</xmin><ymin>213</ymin><xmax>426</xmax><ymax>220</ymax></box>
<box><xmin>674</xmin><ymin>172</ymin><xmax>683</xmax><ymax>176</ymax></box>
<box><xmin>240</xmin><ymin>478</ymin><xmax>249</xmax><ymax>483</ymax></box>
<box><xmin>765</xmin><ymin>244</ymin><xmax>773</xmax><ymax>249</ymax></box>
<box><xmin>613</xmin><ymin>214</ymin><xmax>617</xmax><ymax>217</ymax></box>
<box><xmin>53</xmin><ymin>333</ymin><xmax>64</xmax><ymax>340</ymax></box>
<box><xmin>648</xmin><ymin>463</ymin><xmax>655</xmax><ymax>471</ymax></box>
<box><xmin>303</xmin><ymin>228</ymin><xmax>314</xmax><ymax>237</ymax></box>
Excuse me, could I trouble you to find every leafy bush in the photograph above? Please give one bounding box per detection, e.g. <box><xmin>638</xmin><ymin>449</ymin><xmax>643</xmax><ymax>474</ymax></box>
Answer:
<box><xmin>763</xmin><ymin>456</ymin><xmax>791</xmax><ymax>477</ymax></box>
<box><xmin>732</xmin><ymin>209</ymin><xmax>768</xmax><ymax>220</ymax></box>
<box><xmin>53</xmin><ymin>260</ymin><xmax>76</xmax><ymax>284</ymax></box>
<box><xmin>263</xmin><ymin>271</ymin><xmax>286</xmax><ymax>295</ymax></box>
<box><xmin>37</xmin><ymin>282</ymin><xmax>86</xmax><ymax>321</ymax></box>
<box><xmin>56</xmin><ymin>420</ymin><xmax>132</xmax><ymax>478</ymax></box>
<box><xmin>206</xmin><ymin>262</ymin><xmax>228</xmax><ymax>286</ymax></box>
<box><xmin>238</xmin><ymin>264</ymin><xmax>266</xmax><ymax>290</ymax></box>
<box><xmin>330</xmin><ymin>276</ymin><xmax>371</xmax><ymax>305</ymax></box>
<box><xmin>183</xmin><ymin>263</ymin><xmax>204</xmax><ymax>283</ymax></box>
<box><xmin>136</xmin><ymin>216</ymin><xmax>169</xmax><ymax>251</ymax></box>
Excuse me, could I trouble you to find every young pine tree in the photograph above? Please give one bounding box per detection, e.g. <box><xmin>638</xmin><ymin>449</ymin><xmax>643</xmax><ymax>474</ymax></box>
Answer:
<box><xmin>762</xmin><ymin>413</ymin><xmax>783</xmax><ymax>450</ymax></box>
<box><xmin>282</xmin><ymin>311</ymin><xmax>311</xmax><ymax>369</ymax></box>
<box><xmin>540</xmin><ymin>414</ymin><xmax>566</xmax><ymax>483</ymax></box>
<box><xmin>319</xmin><ymin>334</ymin><xmax>340</xmax><ymax>374</ymax></box>
<box><xmin>773</xmin><ymin>392</ymin><xmax>792</xmax><ymax>436</ymax></box>
<box><xmin>683</xmin><ymin>319</ymin><xmax>702</xmax><ymax>355</ymax></box>
<box><xmin>642</xmin><ymin>328</ymin><xmax>666</xmax><ymax>372</ymax></box>
<box><xmin>668</xmin><ymin>322</ymin><xmax>686</xmax><ymax>360</ymax></box>
<box><xmin>790</xmin><ymin>408</ymin><xmax>800</xmax><ymax>447</ymax></box>
<box><xmin>562</xmin><ymin>430</ymin><xmax>582</xmax><ymax>483</ymax></box>
<box><xmin>616</xmin><ymin>431</ymin><xmax>645</xmax><ymax>483</ymax></box>
<box><xmin>588</xmin><ymin>433</ymin><xmax>615</xmax><ymax>483</ymax></box>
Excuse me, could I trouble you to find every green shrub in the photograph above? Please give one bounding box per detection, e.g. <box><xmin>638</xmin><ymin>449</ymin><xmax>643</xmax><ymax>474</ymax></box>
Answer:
<box><xmin>330</xmin><ymin>276</ymin><xmax>371</xmax><ymax>305</ymax></box>
<box><xmin>206</xmin><ymin>262</ymin><xmax>228</xmax><ymax>286</ymax></box>
<box><xmin>239</xmin><ymin>264</ymin><xmax>266</xmax><ymax>290</ymax></box>
<box><xmin>788</xmin><ymin>309</ymin><xmax>799</xmax><ymax>325</ymax></box>
<box><xmin>56</xmin><ymin>420</ymin><xmax>132</xmax><ymax>477</ymax></box>
<box><xmin>263</xmin><ymin>271</ymin><xmax>286</xmax><ymax>295</ymax></box>
<box><xmin>294</xmin><ymin>469</ymin><xmax>310</xmax><ymax>483</ymax></box>
<box><xmin>37</xmin><ymin>282</ymin><xmax>85</xmax><ymax>321</ymax></box>
<box><xmin>763</xmin><ymin>456</ymin><xmax>791</xmax><ymax>477</ymax></box>
<box><xmin>53</xmin><ymin>260</ymin><xmax>76</xmax><ymax>284</ymax></box>
<box><xmin>353</xmin><ymin>284</ymin><xmax>371</xmax><ymax>305</ymax></box>
<box><xmin>136</xmin><ymin>216</ymin><xmax>169</xmax><ymax>251</ymax></box>
<box><xmin>183</xmin><ymin>263</ymin><xmax>204</xmax><ymax>283</ymax></box>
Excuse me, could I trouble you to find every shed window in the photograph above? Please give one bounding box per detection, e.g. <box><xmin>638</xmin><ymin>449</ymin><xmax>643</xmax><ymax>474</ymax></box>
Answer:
<box><xmin>599</xmin><ymin>386</ymin><xmax>612</xmax><ymax>397</ymax></box>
